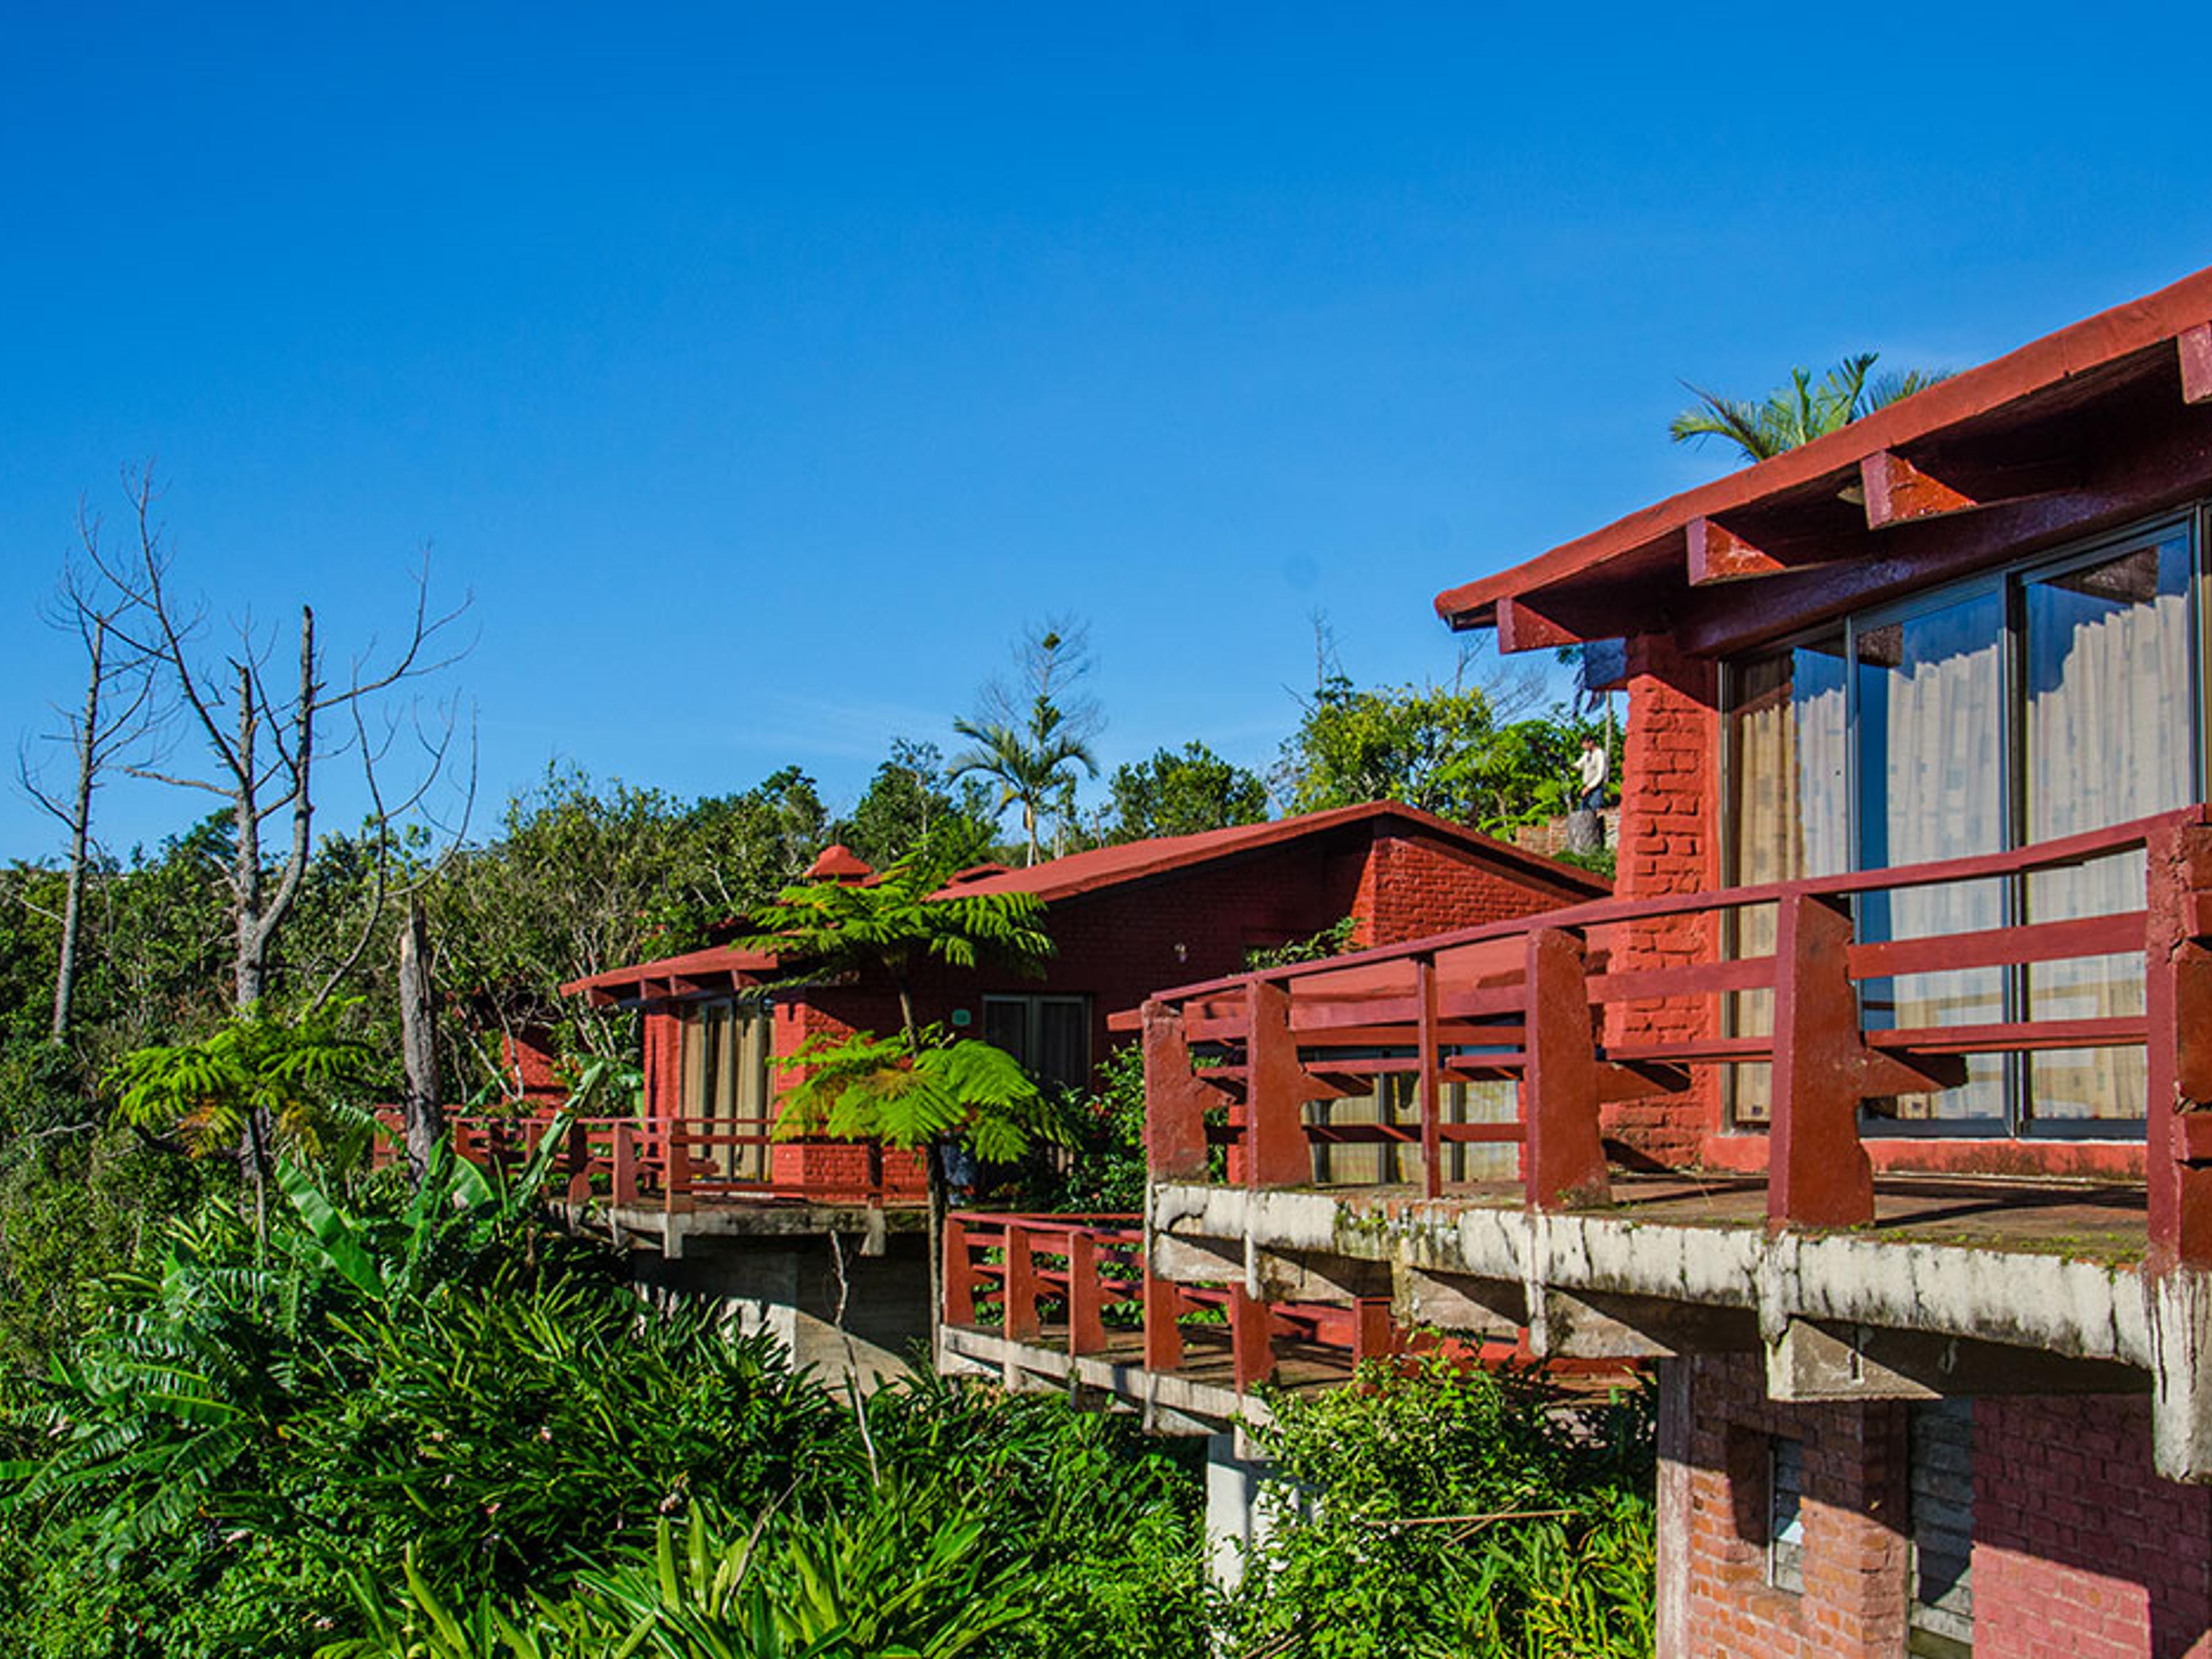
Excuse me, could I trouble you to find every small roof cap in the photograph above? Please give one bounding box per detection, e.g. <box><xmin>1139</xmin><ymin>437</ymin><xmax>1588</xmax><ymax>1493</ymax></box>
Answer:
<box><xmin>806</xmin><ymin>843</ymin><xmax>875</xmax><ymax>883</ymax></box>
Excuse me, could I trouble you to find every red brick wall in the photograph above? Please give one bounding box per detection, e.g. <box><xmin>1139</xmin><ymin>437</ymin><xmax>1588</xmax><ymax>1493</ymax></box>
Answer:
<box><xmin>1672</xmin><ymin>1354</ymin><xmax>1909</xmax><ymax>1658</ymax></box>
<box><xmin>1609</xmin><ymin>634</ymin><xmax>1721</xmax><ymax>1166</ymax></box>
<box><xmin>1356</xmin><ymin>830</ymin><xmax>1595</xmax><ymax>946</ymax></box>
<box><xmin>1973</xmin><ymin>1395</ymin><xmax>2212</xmax><ymax>1659</ymax></box>
<box><xmin>1665</xmin><ymin>1355</ymin><xmax>2212</xmax><ymax>1658</ymax></box>
<box><xmin>501</xmin><ymin>1027</ymin><xmax>567</xmax><ymax>1108</ymax></box>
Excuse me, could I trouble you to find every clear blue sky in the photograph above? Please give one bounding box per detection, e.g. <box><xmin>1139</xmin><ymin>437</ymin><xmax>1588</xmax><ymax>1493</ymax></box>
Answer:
<box><xmin>5</xmin><ymin>4</ymin><xmax>2208</xmax><ymax>859</ymax></box>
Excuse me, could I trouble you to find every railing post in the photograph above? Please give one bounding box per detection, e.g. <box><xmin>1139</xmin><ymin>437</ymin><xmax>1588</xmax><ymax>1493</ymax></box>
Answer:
<box><xmin>1768</xmin><ymin>892</ymin><xmax>1876</xmax><ymax>1230</ymax></box>
<box><xmin>1004</xmin><ymin>1224</ymin><xmax>1040</xmax><ymax>1343</ymax></box>
<box><xmin>1229</xmin><ymin>1284</ymin><xmax>1276</xmax><ymax>1391</ymax></box>
<box><xmin>2147</xmin><ymin>818</ymin><xmax>2212</xmax><ymax>1270</ymax></box>
<box><xmin>1246</xmin><ymin>977</ymin><xmax>1312</xmax><ymax>1189</ymax></box>
<box><xmin>1142</xmin><ymin>999</ymin><xmax>1212</xmax><ymax>1183</ymax></box>
<box><xmin>1522</xmin><ymin>927</ymin><xmax>1610</xmax><ymax>1210</ymax></box>
<box><xmin>1415</xmin><ymin>953</ymin><xmax>1442</xmax><ymax>1198</ymax></box>
<box><xmin>665</xmin><ymin>1115</ymin><xmax>694</xmax><ymax>1213</ymax></box>
<box><xmin>1353</xmin><ymin>1296</ymin><xmax>1398</xmax><ymax>1369</ymax></box>
<box><xmin>943</xmin><ymin>1216</ymin><xmax>976</xmax><ymax>1327</ymax></box>
<box><xmin>1067</xmin><ymin>1230</ymin><xmax>1107</xmax><ymax>1355</ymax></box>
<box><xmin>611</xmin><ymin>1121</ymin><xmax>637</xmax><ymax>1206</ymax></box>
<box><xmin>1143</xmin><ymin>1266</ymin><xmax>1184</xmax><ymax>1371</ymax></box>
<box><xmin>565</xmin><ymin>1118</ymin><xmax>590</xmax><ymax>1204</ymax></box>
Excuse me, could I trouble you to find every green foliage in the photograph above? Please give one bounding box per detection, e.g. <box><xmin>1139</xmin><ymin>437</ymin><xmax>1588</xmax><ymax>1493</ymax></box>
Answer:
<box><xmin>993</xmin><ymin>1041</ymin><xmax>1147</xmax><ymax>1214</ymax></box>
<box><xmin>775</xmin><ymin>1026</ymin><xmax>1063</xmax><ymax>1164</ymax></box>
<box><xmin>1246</xmin><ymin>915</ymin><xmax>1360</xmax><ymax>970</ymax></box>
<box><xmin>427</xmin><ymin>764</ymin><xmax>831</xmax><ymax>1086</ymax></box>
<box><xmin>0</xmin><ymin>1151</ymin><xmax>850</xmax><ymax>1658</ymax></box>
<box><xmin>1669</xmin><ymin>351</ymin><xmax>1949</xmax><ymax>463</ymax></box>
<box><xmin>1104</xmin><ymin>742</ymin><xmax>1268</xmax><ymax>843</ymax></box>
<box><xmin>1223</xmin><ymin>1360</ymin><xmax>1656</xmax><ymax>1658</ymax></box>
<box><xmin>106</xmin><ymin>1003</ymin><xmax>384</xmax><ymax>1168</ymax></box>
<box><xmin>738</xmin><ymin>844</ymin><xmax>1053</xmax><ymax>1006</ymax></box>
<box><xmin>836</xmin><ymin>740</ymin><xmax>1006</xmax><ymax>873</ymax></box>
<box><xmin>1279</xmin><ymin>675</ymin><xmax>1609</xmax><ymax>837</ymax></box>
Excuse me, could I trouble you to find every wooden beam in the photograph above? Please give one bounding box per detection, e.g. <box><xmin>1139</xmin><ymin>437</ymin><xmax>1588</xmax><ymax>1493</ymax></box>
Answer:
<box><xmin>1685</xmin><ymin>516</ymin><xmax>1786</xmax><ymax>584</ymax></box>
<box><xmin>1495</xmin><ymin>594</ymin><xmax>1584</xmax><ymax>654</ymax></box>
<box><xmin>1860</xmin><ymin>449</ymin><xmax>1979</xmax><ymax>529</ymax></box>
<box><xmin>2182</xmin><ymin>324</ymin><xmax>2212</xmax><ymax>406</ymax></box>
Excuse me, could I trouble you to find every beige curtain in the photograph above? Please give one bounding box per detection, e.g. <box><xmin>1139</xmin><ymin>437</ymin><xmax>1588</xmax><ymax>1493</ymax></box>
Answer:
<box><xmin>2024</xmin><ymin>537</ymin><xmax>2192</xmax><ymax>1123</ymax></box>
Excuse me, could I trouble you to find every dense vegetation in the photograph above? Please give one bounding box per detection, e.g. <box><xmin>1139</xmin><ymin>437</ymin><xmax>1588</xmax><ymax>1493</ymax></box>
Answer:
<box><xmin>0</xmin><ymin>593</ymin><xmax>1639</xmax><ymax>1655</ymax></box>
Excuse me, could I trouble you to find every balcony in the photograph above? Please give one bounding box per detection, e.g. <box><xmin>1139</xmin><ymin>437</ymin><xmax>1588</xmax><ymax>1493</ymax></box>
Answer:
<box><xmin>968</xmin><ymin>806</ymin><xmax>2212</xmax><ymax>1474</ymax></box>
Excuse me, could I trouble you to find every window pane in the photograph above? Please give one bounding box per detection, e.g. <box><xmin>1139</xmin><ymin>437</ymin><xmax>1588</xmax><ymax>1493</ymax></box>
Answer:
<box><xmin>1034</xmin><ymin>999</ymin><xmax>1090</xmax><ymax>1092</ymax></box>
<box><xmin>2023</xmin><ymin>536</ymin><xmax>2193</xmax><ymax>1124</ymax></box>
<box><xmin>1854</xmin><ymin>592</ymin><xmax>2007</xmax><ymax>1120</ymax></box>
<box><xmin>981</xmin><ymin>998</ymin><xmax>1029</xmax><ymax>1067</ymax></box>
<box><xmin>1725</xmin><ymin>635</ymin><xmax>1848</xmax><ymax>1124</ymax></box>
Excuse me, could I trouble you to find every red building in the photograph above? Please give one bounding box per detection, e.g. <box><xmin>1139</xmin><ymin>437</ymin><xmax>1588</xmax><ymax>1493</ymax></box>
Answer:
<box><xmin>563</xmin><ymin>800</ymin><xmax>1605</xmax><ymax>1206</ymax></box>
<box><xmin>941</xmin><ymin>268</ymin><xmax>2212</xmax><ymax>1652</ymax></box>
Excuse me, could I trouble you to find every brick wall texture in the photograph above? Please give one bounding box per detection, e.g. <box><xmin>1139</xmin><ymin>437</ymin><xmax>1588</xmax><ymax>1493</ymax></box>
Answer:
<box><xmin>1666</xmin><ymin>1354</ymin><xmax>2212</xmax><ymax>1658</ymax></box>
<box><xmin>1607</xmin><ymin>634</ymin><xmax>1721</xmax><ymax>1166</ymax></box>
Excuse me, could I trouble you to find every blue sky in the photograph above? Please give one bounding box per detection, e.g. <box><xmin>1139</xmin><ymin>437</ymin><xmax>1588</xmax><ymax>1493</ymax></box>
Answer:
<box><xmin>4</xmin><ymin>5</ymin><xmax>2209</xmax><ymax>859</ymax></box>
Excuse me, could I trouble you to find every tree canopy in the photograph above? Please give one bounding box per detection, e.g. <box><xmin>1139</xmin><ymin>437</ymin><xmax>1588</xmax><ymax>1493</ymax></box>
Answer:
<box><xmin>1104</xmin><ymin>742</ymin><xmax>1268</xmax><ymax>843</ymax></box>
<box><xmin>1668</xmin><ymin>351</ymin><xmax>1948</xmax><ymax>463</ymax></box>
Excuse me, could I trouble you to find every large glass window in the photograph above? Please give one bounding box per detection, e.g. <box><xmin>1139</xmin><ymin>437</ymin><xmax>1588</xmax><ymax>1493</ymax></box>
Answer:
<box><xmin>680</xmin><ymin>999</ymin><xmax>773</xmax><ymax>1179</ymax></box>
<box><xmin>1724</xmin><ymin>516</ymin><xmax>2202</xmax><ymax>1137</ymax></box>
<box><xmin>2022</xmin><ymin>533</ymin><xmax>2195</xmax><ymax>1123</ymax></box>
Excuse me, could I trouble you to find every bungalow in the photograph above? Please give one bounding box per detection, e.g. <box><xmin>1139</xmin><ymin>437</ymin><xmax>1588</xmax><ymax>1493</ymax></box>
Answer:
<box><xmin>937</xmin><ymin>266</ymin><xmax>2212</xmax><ymax>1654</ymax></box>
<box><xmin>546</xmin><ymin>801</ymin><xmax>1602</xmax><ymax>1381</ymax></box>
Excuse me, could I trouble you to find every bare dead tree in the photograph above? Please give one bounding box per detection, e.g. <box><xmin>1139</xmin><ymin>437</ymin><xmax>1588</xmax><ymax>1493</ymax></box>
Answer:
<box><xmin>21</xmin><ymin>509</ymin><xmax>161</xmax><ymax>1043</ymax></box>
<box><xmin>397</xmin><ymin>892</ymin><xmax>442</xmax><ymax>1181</ymax></box>
<box><xmin>85</xmin><ymin>467</ymin><xmax>474</xmax><ymax>1013</ymax></box>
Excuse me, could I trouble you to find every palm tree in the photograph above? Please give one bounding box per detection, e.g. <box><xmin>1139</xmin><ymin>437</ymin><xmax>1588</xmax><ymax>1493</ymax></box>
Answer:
<box><xmin>1669</xmin><ymin>352</ymin><xmax>1948</xmax><ymax>463</ymax></box>
<box><xmin>950</xmin><ymin>696</ymin><xmax>1098</xmax><ymax>866</ymax></box>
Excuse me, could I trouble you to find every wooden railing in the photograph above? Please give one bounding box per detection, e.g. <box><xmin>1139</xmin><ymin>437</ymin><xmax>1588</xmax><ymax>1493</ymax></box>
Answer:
<box><xmin>1126</xmin><ymin>805</ymin><xmax>2212</xmax><ymax>1267</ymax></box>
<box><xmin>941</xmin><ymin>1211</ymin><xmax>1515</xmax><ymax>1391</ymax></box>
<box><xmin>374</xmin><ymin>1112</ymin><xmax>902</xmax><ymax>1207</ymax></box>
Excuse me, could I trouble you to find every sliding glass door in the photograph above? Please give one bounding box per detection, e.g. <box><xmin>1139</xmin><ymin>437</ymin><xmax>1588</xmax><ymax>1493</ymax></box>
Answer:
<box><xmin>1724</xmin><ymin>513</ymin><xmax>2202</xmax><ymax>1137</ymax></box>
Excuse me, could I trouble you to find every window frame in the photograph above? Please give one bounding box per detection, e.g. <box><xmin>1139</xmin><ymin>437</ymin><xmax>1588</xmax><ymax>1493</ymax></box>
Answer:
<box><xmin>1719</xmin><ymin>507</ymin><xmax>2205</xmax><ymax>1140</ymax></box>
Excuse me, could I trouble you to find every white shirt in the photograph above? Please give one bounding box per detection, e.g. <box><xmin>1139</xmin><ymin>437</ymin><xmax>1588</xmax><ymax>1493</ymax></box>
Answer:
<box><xmin>1577</xmin><ymin>745</ymin><xmax>1608</xmax><ymax>792</ymax></box>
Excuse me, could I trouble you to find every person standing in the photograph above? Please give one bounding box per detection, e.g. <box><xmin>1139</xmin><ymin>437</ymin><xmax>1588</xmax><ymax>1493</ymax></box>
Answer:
<box><xmin>1575</xmin><ymin>734</ymin><xmax>1608</xmax><ymax>813</ymax></box>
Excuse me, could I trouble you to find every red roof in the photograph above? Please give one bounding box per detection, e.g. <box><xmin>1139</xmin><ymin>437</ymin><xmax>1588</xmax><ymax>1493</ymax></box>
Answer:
<box><xmin>806</xmin><ymin>843</ymin><xmax>874</xmax><ymax>882</ymax></box>
<box><xmin>562</xmin><ymin>942</ymin><xmax>779</xmax><ymax>1003</ymax></box>
<box><xmin>929</xmin><ymin>801</ymin><xmax>1608</xmax><ymax>903</ymax></box>
<box><xmin>1435</xmin><ymin>264</ymin><xmax>2212</xmax><ymax>632</ymax></box>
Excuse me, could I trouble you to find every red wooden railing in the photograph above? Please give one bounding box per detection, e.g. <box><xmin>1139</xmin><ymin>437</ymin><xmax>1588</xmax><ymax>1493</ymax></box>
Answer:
<box><xmin>1126</xmin><ymin>806</ymin><xmax>2212</xmax><ymax>1268</ymax></box>
<box><xmin>373</xmin><ymin>1112</ymin><xmax>904</xmax><ymax>1207</ymax></box>
<box><xmin>941</xmin><ymin>1210</ymin><xmax>1559</xmax><ymax>1392</ymax></box>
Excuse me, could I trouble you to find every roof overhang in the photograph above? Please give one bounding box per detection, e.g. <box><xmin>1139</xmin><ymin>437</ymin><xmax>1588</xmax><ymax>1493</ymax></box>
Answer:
<box><xmin>1437</xmin><ymin>268</ymin><xmax>2212</xmax><ymax>660</ymax></box>
<box><xmin>560</xmin><ymin>945</ymin><xmax>781</xmax><ymax>1010</ymax></box>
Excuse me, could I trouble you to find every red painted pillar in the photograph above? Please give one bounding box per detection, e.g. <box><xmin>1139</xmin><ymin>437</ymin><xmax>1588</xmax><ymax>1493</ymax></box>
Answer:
<box><xmin>1230</xmin><ymin>1284</ymin><xmax>1277</xmax><ymax>1391</ymax></box>
<box><xmin>1143</xmin><ymin>999</ymin><xmax>1212</xmax><ymax>1182</ymax></box>
<box><xmin>1522</xmin><ymin>927</ymin><xmax>1609</xmax><ymax>1210</ymax></box>
<box><xmin>2146</xmin><ymin>816</ymin><xmax>2212</xmax><ymax>1270</ymax></box>
<box><xmin>1004</xmin><ymin>1225</ymin><xmax>1041</xmax><ymax>1343</ymax></box>
<box><xmin>1068</xmin><ymin>1232</ymin><xmax>1107</xmax><ymax>1355</ymax></box>
<box><xmin>943</xmin><ymin>1217</ymin><xmax>975</xmax><ymax>1327</ymax></box>
<box><xmin>1245</xmin><ymin>978</ymin><xmax>1312</xmax><ymax>1190</ymax></box>
<box><xmin>611</xmin><ymin>1122</ymin><xmax>637</xmax><ymax>1206</ymax></box>
<box><xmin>1768</xmin><ymin>892</ymin><xmax>1877</xmax><ymax>1231</ymax></box>
<box><xmin>1143</xmin><ymin>1267</ymin><xmax>1184</xmax><ymax>1372</ymax></box>
<box><xmin>1415</xmin><ymin>954</ymin><xmax>1442</xmax><ymax>1198</ymax></box>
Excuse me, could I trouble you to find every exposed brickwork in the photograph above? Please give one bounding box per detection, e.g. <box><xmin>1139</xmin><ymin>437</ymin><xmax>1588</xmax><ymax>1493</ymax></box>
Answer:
<box><xmin>1973</xmin><ymin>1395</ymin><xmax>2212</xmax><ymax>1659</ymax></box>
<box><xmin>1665</xmin><ymin>1357</ymin><xmax>2212</xmax><ymax>1658</ymax></box>
<box><xmin>1672</xmin><ymin>1353</ymin><xmax>1910</xmax><ymax>1658</ymax></box>
<box><xmin>1608</xmin><ymin>634</ymin><xmax>1720</xmax><ymax>1166</ymax></box>
<box><xmin>500</xmin><ymin>1026</ymin><xmax>567</xmax><ymax>1108</ymax></box>
<box><xmin>1357</xmin><ymin>830</ymin><xmax>1594</xmax><ymax>946</ymax></box>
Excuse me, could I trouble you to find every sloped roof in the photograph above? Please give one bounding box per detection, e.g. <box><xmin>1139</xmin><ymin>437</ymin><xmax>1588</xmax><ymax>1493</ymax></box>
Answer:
<box><xmin>562</xmin><ymin>801</ymin><xmax>1605</xmax><ymax>1006</ymax></box>
<box><xmin>562</xmin><ymin>942</ymin><xmax>779</xmax><ymax>1003</ymax></box>
<box><xmin>1435</xmin><ymin>263</ymin><xmax>2212</xmax><ymax>638</ymax></box>
<box><xmin>929</xmin><ymin>800</ymin><xmax>1608</xmax><ymax>902</ymax></box>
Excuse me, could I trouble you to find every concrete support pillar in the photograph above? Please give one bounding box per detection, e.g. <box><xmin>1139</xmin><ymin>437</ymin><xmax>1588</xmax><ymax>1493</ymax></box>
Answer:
<box><xmin>1654</xmin><ymin>1358</ymin><xmax>1692</xmax><ymax>1659</ymax></box>
<box><xmin>1205</xmin><ymin>1431</ymin><xmax>1273</xmax><ymax>1593</ymax></box>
